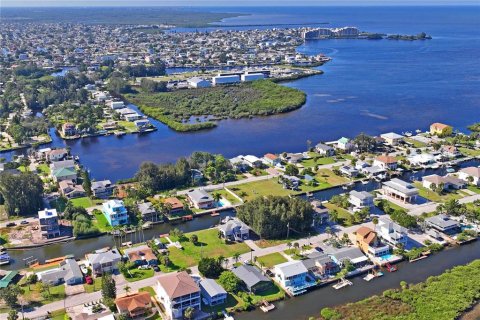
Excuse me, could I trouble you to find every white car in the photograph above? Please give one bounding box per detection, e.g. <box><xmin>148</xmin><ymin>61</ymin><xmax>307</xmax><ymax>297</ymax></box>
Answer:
<box><xmin>80</xmin><ymin>264</ymin><xmax>88</xmax><ymax>275</ymax></box>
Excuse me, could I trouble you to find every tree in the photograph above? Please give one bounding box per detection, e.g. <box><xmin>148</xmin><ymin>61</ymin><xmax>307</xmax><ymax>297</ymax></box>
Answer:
<box><xmin>0</xmin><ymin>285</ymin><xmax>22</xmax><ymax>308</ymax></box>
<box><xmin>7</xmin><ymin>310</ymin><xmax>18</xmax><ymax>320</ymax></box>
<box><xmin>82</xmin><ymin>170</ymin><xmax>92</xmax><ymax>197</ymax></box>
<box><xmin>232</xmin><ymin>252</ymin><xmax>241</xmax><ymax>265</ymax></box>
<box><xmin>0</xmin><ymin>172</ymin><xmax>43</xmax><ymax>216</ymax></box>
<box><xmin>285</xmin><ymin>164</ymin><xmax>299</xmax><ymax>176</ymax></box>
<box><xmin>190</xmin><ymin>234</ymin><xmax>199</xmax><ymax>245</ymax></box>
<box><xmin>101</xmin><ymin>273</ymin><xmax>116</xmax><ymax>300</ymax></box>
<box><xmin>212</xmin><ymin>193</ymin><xmax>221</xmax><ymax>207</ymax></box>
<box><xmin>353</xmin><ymin>133</ymin><xmax>376</xmax><ymax>153</ymax></box>
<box><xmin>198</xmin><ymin>257</ymin><xmax>223</xmax><ymax>278</ymax></box>
<box><xmin>218</xmin><ymin>271</ymin><xmax>242</xmax><ymax>293</ymax></box>
<box><xmin>124</xmin><ymin>284</ymin><xmax>131</xmax><ymax>296</ymax></box>
<box><xmin>184</xmin><ymin>306</ymin><xmax>195</xmax><ymax>320</ymax></box>
<box><xmin>329</xmin><ymin>209</ymin><xmax>339</xmax><ymax>224</ymax></box>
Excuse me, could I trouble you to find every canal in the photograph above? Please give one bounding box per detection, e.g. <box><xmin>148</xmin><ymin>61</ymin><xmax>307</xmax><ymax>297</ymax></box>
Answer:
<box><xmin>237</xmin><ymin>240</ymin><xmax>480</xmax><ymax>320</ymax></box>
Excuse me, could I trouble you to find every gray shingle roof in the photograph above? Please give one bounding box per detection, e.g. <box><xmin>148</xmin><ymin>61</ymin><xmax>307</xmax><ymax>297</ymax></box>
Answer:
<box><xmin>232</xmin><ymin>264</ymin><xmax>270</xmax><ymax>289</ymax></box>
<box><xmin>199</xmin><ymin>278</ymin><xmax>227</xmax><ymax>297</ymax></box>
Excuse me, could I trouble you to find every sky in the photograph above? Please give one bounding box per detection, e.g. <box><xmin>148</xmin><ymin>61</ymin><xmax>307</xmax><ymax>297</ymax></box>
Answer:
<box><xmin>1</xmin><ymin>0</ymin><xmax>477</xmax><ymax>7</ymax></box>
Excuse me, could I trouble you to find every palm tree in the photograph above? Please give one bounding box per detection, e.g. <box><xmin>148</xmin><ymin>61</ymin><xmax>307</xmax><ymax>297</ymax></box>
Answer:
<box><xmin>232</xmin><ymin>252</ymin><xmax>241</xmax><ymax>265</ymax></box>
<box><xmin>184</xmin><ymin>306</ymin><xmax>195</xmax><ymax>320</ymax></box>
<box><xmin>124</xmin><ymin>284</ymin><xmax>131</xmax><ymax>296</ymax></box>
<box><xmin>329</xmin><ymin>209</ymin><xmax>339</xmax><ymax>224</ymax></box>
<box><xmin>286</xmin><ymin>242</ymin><xmax>292</xmax><ymax>251</ymax></box>
<box><xmin>212</xmin><ymin>192</ymin><xmax>222</xmax><ymax>207</ymax></box>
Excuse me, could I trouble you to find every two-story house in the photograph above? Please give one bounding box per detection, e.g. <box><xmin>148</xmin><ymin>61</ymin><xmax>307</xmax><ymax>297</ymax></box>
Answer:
<box><xmin>38</xmin><ymin>208</ymin><xmax>61</xmax><ymax>239</ymax></box>
<box><xmin>375</xmin><ymin>216</ymin><xmax>408</xmax><ymax>247</ymax></box>
<box><xmin>199</xmin><ymin>278</ymin><xmax>227</xmax><ymax>306</ymax></box>
<box><xmin>91</xmin><ymin>180</ymin><xmax>115</xmax><ymax>198</ymax></box>
<box><xmin>355</xmin><ymin>226</ymin><xmax>390</xmax><ymax>258</ymax></box>
<box><xmin>102</xmin><ymin>199</ymin><xmax>129</xmax><ymax>226</ymax></box>
<box><xmin>274</xmin><ymin>260</ymin><xmax>316</xmax><ymax>296</ymax></box>
<box><xmin>86</xmin><ymin>249</ymin><xmax>122</xmax><ymax>276</ymax></box>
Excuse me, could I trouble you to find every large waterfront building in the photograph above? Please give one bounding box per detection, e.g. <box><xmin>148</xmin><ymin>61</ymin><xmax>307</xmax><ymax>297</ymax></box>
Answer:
<box><xmin>38</xmin><ymin>208</ymin><xmax>61</xmax><ymax>239</ymax></box>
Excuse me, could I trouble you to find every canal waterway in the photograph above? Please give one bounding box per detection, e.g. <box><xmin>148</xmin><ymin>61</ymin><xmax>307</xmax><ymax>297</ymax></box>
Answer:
<box><xmin>2</xmin><ymin>6</ymin><xmax>480</xmax><ymax>181</ymax></box>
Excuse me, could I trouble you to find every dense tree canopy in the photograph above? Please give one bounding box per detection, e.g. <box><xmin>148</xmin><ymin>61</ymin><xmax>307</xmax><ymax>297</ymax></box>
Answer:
<box><xmin>237</xmin><ymin>196</ymin><xmax>314</xmax><ymax>239</ymax></box>
<box><xmin>135</xmin><ymin>158</ymin><xmax>192</xmax><ymax>194</ymax></box>
<box><xmin>0</xmin><ymin>172</ymin><xmax>43</xmax><ymax>216</ymax></box>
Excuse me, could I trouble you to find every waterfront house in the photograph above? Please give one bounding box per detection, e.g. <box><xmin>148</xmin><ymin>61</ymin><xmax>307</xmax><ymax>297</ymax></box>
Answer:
<box><xmin>380</xmin><ymin>132</ymin><xmax>404</xmax><ymax>146</ymax></box>
<box><xmin>134</xmin><ymin>119</ymin><xmax>150</xmax><ymax>129</ymax></box>
<box><xmin>382</xmin><ymin>178</ymin><xmax>418</xmax><ymax>203</ymax></box>
<box><xmin>125</xmin><ymin>113</ymin><xmax>142</xmax><ymax>122</ymax></box>
<box><xmin>375</xmin><ymin>216</ymin><xmax>408</xmax><ymax>247</ymax></box>
<box><xmin>302</xmin><ymin>252</ymin><xmax>339</xmax><ymax>277</ymax></box>
<box><xmin>47</xmin><ymin>148</ymin><xmax>69</xmax><ymax>162</ymax></box>
<box><xmin>243</xmin><ymin>155</ymin><xmax>263</xmax><ymax>168</ymax></box>
<box><xmin>115</xmin><ymin>291</ymin><xmax>152</xmax><ymax>319</ymax></box>
<box><xmin>282</xmin><ymin>175</ymin><xmax>301</xmax><ymax>189</ymax></box>
<box><xmin>230</xmin><ymin>156</ymin><xmax>249</xmax><ymax>172</ymax></box>
<box><xmin>373</xmin><ymin>155</ymin><xmax>398</xmax><ymax>170</ymax></box>
<box><xmin>59</xmin><ymin>179</ymin><xmax>85</xmax><ymax>199</ymax></box>
<box><xmin>430</xmin><ymin>122</ymin><xmax>452</xmax><ymax>137</ymax></box>
<box><xmin>408</xmin><ymin>153</ymin><xmax>437</xmax><ymax>167</ymax></box>
<box><xmin>361</xmin><ymin>165</ymin><xmax>386</xmax><ymax>178</ymax></box>
<box><xmin>86</xmin><ymin>249</ymin><xmax>122</xmax><ymax>276</ymax></box>
<box><xmin>102</xmin><ymin>199</ymin><xmax>129</xmax><ymax>226</ymax></box>
<box><xmin>191</xmin><ymin>169</ymin><xmax>204</xmax><ymax>183</ymax></box>
<box><xmin>50</xmin><ymin>159</ymin><xmax>75</xmax><ymax>172</ymax></box>
<box><xmin>263</xmin><ymin>153</ymin><xmax>281</xmax><ymax>166</ymax></box>
<box><xmin>138</xmin><ymin>202</ymin><xmax>161</xmax><ymax>223</ymax></box>
<box><xmin>155</xmin><ymin>271</ymin><xmax>201</xmax><ymax>320</ymax></box>
<box><xmin>336</xmin><ymin>137</ymin><xmax>354</xmax><ymax>151</ymax></box>
<box><xmin>187</xmin><ymin>77</ymin><xmax>211</xmax><ymax>88</ymax></box>
<box><xmin>124</xmin><ymin>244</ymin><xmax>158</xmax><ymax>266</ymax></box>
<box><xmin>162</xmin><ymin>197</ymin><xmax>185</xmax><ymax>215</ymax></box>
<box><xmin>186</xmin><ymin>189</ymin><xmax>215</xmax><ymax>209</ymax></box>
<box><xmin>339</xmin><ymin>165</ymin><xmax>358</xmax><ymax>178</ymax></box>
<box><xmin>458</xmin><ymin>167</ymin><xmax>480</xmax><ymax>186</ymax></box>
<box><xmin>62</xmin><ymin>122</ymin><xmax>76</xmax><ymax>136</ymax></box>
<box><xmin>109</xmin><ymin>101</ymin><xmax>124</xmax><ymax>109</ymax></box>
<box><xmin>217</xmin><ymin>217</ymin><xmax>250</xmax><ymax>241</ymax></box>
<box><xmin>441</xmin><ymin>145</ymin><xmax>460</xmax><ymax>158</ymax></box>
<box><xmin>422</xmin><ymin>174</ymin><xmax>466</xmax><ymax>191</ymax></box>
<box><xmin>349</xmin><ymin>190</ymin><xmax>374</xmax><ymax>208</ymax></box>
<box><xmin>274</xmin><ymin>260</ymin><xmax>316</xmax><ymax>296</ymax></box>
<box><xmin>38</xmin><ymin>208</ymin><xmax>61</xmax><ymax>239</ymax></box>
<box><xmin>91</xmin><ymin>180</ymin><xmax>115</xmax><ymax>198</ymax></box>
<box><xmin>355</xmin><ymin>226</ymin><xmax>390</xmax><ymax>258</ymax></box>
<box><xmin>425</xmin><ymin>214</ymin><xmax>460</xmax><ymax>234</ymax></box>
<box><xmin>330</xmin><ymin>247</ymin><xmax>369</xmax><ymax>269</ymax></box>
<box><xmin>241</xmin><ymin>73</ymin><xmax>265</xmax><ymax>81</ymax></box>
<box><xmin>284</xmin><ymin>152</ymin><xmax>304</xmax><ymax>164</ymax></box>
<box><xmin>52</xmin><ymin>166</ymin><xmax>77</xmax><ymax>183</ymax></box>
<box><xmin>315</xmin><ymin>143</ymin><xmax>335</xmax><ymax>156</ymax></box>
<box><xmin>199</xmin><ymin>278</ymin><xmax>227</xmax><ymax>306</ymax></box>
<box><xmin>37</xmin><ymin>258</ymin><xmax>83</xmax><ymax>286</ymax></box>
<box><xmin>232</xmin><ymin>264</ymin><xmax>272</xmax><ymax>293</ymax></box>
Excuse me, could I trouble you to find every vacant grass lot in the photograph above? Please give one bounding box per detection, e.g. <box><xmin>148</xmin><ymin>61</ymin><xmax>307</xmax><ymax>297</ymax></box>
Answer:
<box><xmin>21</xmin><ymin>283</ymin><xmax>66</xmax><ymax>305</ymax></box>
<box><xmin>323</xmin><ymin>202</ymin><xmax>353</xmax><ymax>226</ymax></box>
<box><xmin>459</xmin><ymin>147</ymin><xmax>480</xmax><ymax>157</ymax></box>
<box><xmin>231</xmin><ymin>178</ymin><xmax>293</xmax><ymax>201</ymax></box>
<box><xmin>212</xmin><ymin>189</ymin><xmax>242</xmax><ymax>205</ymax></box>
<box><xmin>71</xmin><ymin>197</ymin><xmax>103</xmax><ymax>209</ymax></box>
<box><xmin>316</xmin><ymin>169</ymin><xmax>349</xmax><ymax>186</ymax></box>
<box><xmin>256</xmin><ymin>252</ymin><xmax>288</xmax><ymax>268</ymax></box>
<box><xmin>167</xmin><ymin>228</ymin><xmax>250</xmax><ymax>269</ymax></box>
<box><xmin>413</xmin><ymin>182</ymin><xmax>464</xmax><ymax>202</ymax></box>
<box><xmin>125</xmin><ymin>268</ymin><xmax>155</xmax><ymax>282</ymax></box>
<box><xmin>301</xmin><ymin>156</ymin><xmax>336</xmax><ymax>168</ymax></box>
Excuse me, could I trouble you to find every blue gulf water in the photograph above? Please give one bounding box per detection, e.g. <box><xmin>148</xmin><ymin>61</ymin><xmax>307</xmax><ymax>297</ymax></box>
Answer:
<box><xmin>5</xmin><ymin>6</ymin><xmax>480</xmax><ymax>181</ymax></box>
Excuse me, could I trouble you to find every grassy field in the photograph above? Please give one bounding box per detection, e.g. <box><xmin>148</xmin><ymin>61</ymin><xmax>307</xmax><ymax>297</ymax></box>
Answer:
<box><xmin>125</xmin><ymin>268</ymin><xmax>155</xmax><ymax>282</ymax></box>
<box><xmin>93</xmin><ymin>210</ymin><xmax>113</xmax><ymax>232</ymax></box>
<box><xmin>37</xmin><ymin>163</ymin><xmax>51</xmax><ymax>175</ymax></box>
<box><xmin>323</xmin><ymin>202</ymin><xmax>353</xmax><ymax>226</ymax></box>
<box><xmin>212</xmin><ymin>189</ymin><xmax>242</xmax><ymax>205</ymax></box>
<box><xmin>375</xmin><ymin>199</ymin><xmax>405</xmax><ymax>212</ymax></box>
<box><xmin>167</xmin><ymin>229</ymin><xmax>251</xmax><ymax>269</ymax></box>
<box><xmin>315</xmin><ymin>169</ymin><xmax>349</xmax><ymax>186</ymax></box>
<box><xmin>21</xmin><ymin>283</ymin><xmax>65</xmax><ymax>305</ymax></box>
<box><xmin>230</xmin><ymin>178</ymin><xmax>293</xmax><ymax>201</ymax></box>
<box><xmin>301</xmin><ymin>156</ymin><xmax>336</xmax><ymax>168</ymax></box>
<box><xmin>467</xmin><ymin>185</ymin><xmax>480</xmax><ymax>194</ymax></box>
<box><xmin>256</xmin><ymin>252</ymin><xmax>288</xmax><ymax>268</ymax></box>
<box><xmin>459</xmin><ymin>147</ymin><xmax>480</xmax><ymax>157</ymax></box>
<box><xmin>84</xmin><ymin>277</ymin><xmax>102</xmax><ymax>293</ymax></box>
<box><xmin>127</xmin><ymin>80</ymin><xmax>306</xmax><ymax>132</ymax></box>
<box><xmin>250</xmin><ymin>284</ymin><xmax>285</xmax><ymax>305</ymax></box>
<box><xmin>405</xmin><ymin>138</ymin><xmax>428</xmax><ymax>148</ymax></box>
<box><xmin>71</xmin><ymin>197</ymin><xmax>103</xmax><ymax>208</ymax></box>
<box><xmin>413</xmin><ymin>182</ymin><xmax>464</xmax><ymax>202</ymax></box>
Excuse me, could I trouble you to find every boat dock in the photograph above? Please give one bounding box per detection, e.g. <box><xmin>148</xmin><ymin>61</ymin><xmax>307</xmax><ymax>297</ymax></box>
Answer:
<box><xmin>332</xmin><ymin>278</ymin><xmax>353</xmax><ymax>290</ymax></box>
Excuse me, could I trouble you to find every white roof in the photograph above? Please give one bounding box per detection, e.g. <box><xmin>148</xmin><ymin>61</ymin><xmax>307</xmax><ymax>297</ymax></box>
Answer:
<box><xmin>380</xmin><ymin>132</ymin><xmax>403</xmax><ymax>140</ymax></box>
<box><xmin>38</xmin><ymin>208</ymin><xmax>58</xmax><ymax>219</ymax></box>
<box><xmin>243</xmin><ymin>155</ymin><xmax>261</xmax><ymax>163</ymax></box>
<box><xmin>275</xmin><ymin>260</ymin><xmax>308</xmax><ymax>277</ymax></box>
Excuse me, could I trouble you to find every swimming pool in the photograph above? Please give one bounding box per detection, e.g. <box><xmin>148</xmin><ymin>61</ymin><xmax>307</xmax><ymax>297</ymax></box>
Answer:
<box><xmin>379</xmin><ymin>254</ymin><xmax>394</xmax><ymax>261</ymax></box>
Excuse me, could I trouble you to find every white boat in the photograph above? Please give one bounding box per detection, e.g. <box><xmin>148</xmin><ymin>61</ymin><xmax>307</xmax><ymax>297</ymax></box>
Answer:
<box><xmin>0</xmin><ymin>253</ymin><xmax>11</xmax><ymax>266</ymax></box>
<box><xmin>361</xmin><ymin>180</ymin><xmax>369</xmax><ymax>185</ymax></box>
<box><xmin>332</xmin><ymin>278</ymin><xmax>352</xmax><ymax>289</ymax></box>
<box><xmin>363</xmin><ymin>270</ymin><xmax>384</xmax><ymax>281</ymax></box>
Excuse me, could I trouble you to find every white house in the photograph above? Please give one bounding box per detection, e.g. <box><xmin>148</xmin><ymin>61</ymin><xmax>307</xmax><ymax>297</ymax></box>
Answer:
<box><xmin>382</xmin><ymin>178</ymin><xmax>419</xmax><ymax>203</ymax></box>
<box><xmin>373</xmin><ymin>155</ymin><xmax>398</xmax><ymax>170</ymax></box>
<box><xmin>109</xmin><ymin>101</ymin><xmax>124</xmax><ymax>110</ymax></box>
<box><xmin>422</xmin><ymin>174</ymin><xmax>466</xmax><ymax>191</ymax></box>
<box><xmin>380</xmin><ymin>132</ymin><xmax>404</xmax><ymax>146</ymax></box>
<box><xmin>241</xmin><ymin>73</ymin><xmax>264</xmax><ymax>82</ymax></box>
<box><xmin>187</xmin><ymin>77</ymin><xmax>211</xmax><ymax>88</ymax></box>
<box><xmin>274</xmin><ymin>261</ymin><xmax>316</xmax><ymax>296</ymax></box>
<box><xmin>458</xmin><ymin>167</ymin><xmax>480</xmax><ymax>186</ymax></box>
<box><xmin>375</xmin><ymin>216</ymin><xmax>408</xmax><ymax>247</ymax></box>
<box><xmin>186</xmin><ymin>189</ymin><xmax>215</xmax><ymax>209</ymax></box>
<box><xmin>315</xmin><ymin>143</ymin><xmax>335</xmax><ymax>156</ymax></box>
<box><xmin>243</xmin><ymin>155</ymin><xmax>263</xmax><ymax>168</ymax></box>
<box><xmin>212</xmin><ymin>75</ymin><xmax>240</xmax><ymax>86</ymax></box>
<box><xmin>155</xmin><ymin>271</ymin><xmax>201</xmax><ymax>320</ymax></box>
<box><xmin>349</xmin><ymin>190</ymin><xmax>374</xmax><ymax>208</ymax></box>
<box><xmin>337</xmin><ymin>137</ymin><xmax>354</xmax><ymax>151</ymax></box>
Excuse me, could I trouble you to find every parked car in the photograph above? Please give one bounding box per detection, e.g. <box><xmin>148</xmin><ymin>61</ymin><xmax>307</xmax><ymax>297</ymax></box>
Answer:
<box><xmin>20</xmin><ymin>220</ymin><xmax>29</xmax><ymax>225</ymax></box>
<box><xmin>6</xmin><ymin>222</ymin><xmax>16</xmax><ymax>227</ymax></box>
<box><xmin>80</xmin><ymin>264</ymin><xmax>88</xmax><ymax>275</ymax></box>
<box><xmin>153</xmin><ymin>265</ymin><xmax>160</xmax><ymax>272</ymax></box>
<box><xmin>138</xmin><ymin>265</ymin><xmax>150</xmax><ymax>270</ymax></box>
<box><xmin>85</xmin><ymin>276</ymin><xmax>93</xmax><ymax>285</ymax></box>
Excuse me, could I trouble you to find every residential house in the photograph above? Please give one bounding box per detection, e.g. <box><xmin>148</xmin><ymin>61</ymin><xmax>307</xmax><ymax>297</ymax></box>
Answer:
<box><xmin>422</xmin><ymin>174</ymin><xmax>466</xmax><ymax>191</ymax></box>
<box><xmin>52</xmin><ymin>166</ymin><xmax>77</xmax><ymax>183</ymax></box>
<box><xmin>186</xmin><ymin>189</ymin><xmax>215</xmax><ymax>209</ymax></box>
<box><xmin>199</xmin><ymin>278</ymin><xmax>227</xmax><ymax>306</ymax></box>
<box><xmin>459</xmin><ymin>167</ymin><xmax>480</xmax><ymax>186</ymax></box>
<box><xmin>59</xmin><ymin>179</ymin><xmax>85</xmax><ymax>199</ymax></box>
<box><xmin>243</xmin><ymin>155</ymin><xmax>263</xmax><ymax>168</ymax></box>
<box><xmin>38</xmin><ymin>208</ymin><xmax>61</xmax><ymax>239</ymax></box>
<box><xmin>441</xmin><ymin>145</ymin><xmax>460</xmax><ymax>158</ymax></box>
<box><xmin>425</xmin><ymin>214</ymin><xmax>460</xmax><ymax>234</ymax></box>
<box><xmin>91</xmin><ymin>180</ymin><xmax>115</xmax><ymax>198</ymax></box>
<box><xmin>373</xmin><ymin>155</ymin><xmax>398</xmax><ymax>170</ymax></box>
<box><xmin>337</xmin><ymin>137</ymin><xmax>353</xmax><ymax>151</ymax></box>
<box><xmin>361</xmin><ymin>165</ymin><xmax>386</xmax><ymax>178</ymax></box>
<box><xmin>375</xmin><ymin>216</ymin><xmax>408</xmax><ymax>247</ymax></box>
<box><xmin>282</xmin><ymin>175</ymin><xmax>301</xmax><ymax>189</ymax></box>
<box><xmin>302</xmin><ymin>252</ymin><xmax>339</xmax><ymax>278</ymax></box>
<box><xmin>355</xmin><ymin>226</ymin><xmax>390</xmax><ymax>258</ymax></box>
<box><xmin>62</xmin><ymin>123</ymin><xmax>76</xmax><ymax>136</ymax></box>
<box><xmin>430</xmin><ymin>122</ymin><xmax>453</xmax><ymax>136</ymax></box>
<box><xmin>102</xmin><ymin>199</ymin><xmax>129</xmax><ymax>226</ymax></box>
<box><xmin>163</xmin><ymin>197</ymin><xmax>185</xmax><ymax>215</ymax></box>
<box><xmin>109</xmin><ymin>101</ymin><xmax>125</xmax><ymax>109</ymax></box>
<box><xmin>232</xmin><ymin>264</ymin><xmax>272</xmax><ymax>293</ymax></box>
<box><xmin>37</xmin><ymin>258</ymin><xmax>83</xmax><ymax>286</ymax></box>
<box><xmin>274</xmin><ymin>261</ymin><xmax>316</xmax><ymax>296</ymax></box>
<box><xmin>349</xmin><ymin>190</ymin><xmax>374</xmax><ymax>208</ymax></box>
<box><xmin>230</xmin><ymin>156</ymin><xmax>249</xmax><ymax>172</ymax></box>
<box><xmin>263</xmin><ymin>153</ymin><xmax>281</xmax><ymax>166</ymax></box>
<box><xmin>380</xmin><ymin>132</ymin><xmax>404</xmax><ymax>146</ymax></box>
<box><xmin>284</xmin><ymin>153</ymin><xmax>304</xmax><ymax>164</ymax></box>
<box><xmin>155</xmin><ymin>271</ymin><xmax>201</xmax><ymax>320</ymax></box>
<box><xmin>217</xmin><ymin>217</ymin><xmax>250</xmax><ymax>241</ymax></box>
<box><xmin>86</xmin><ymin>249</ymin><xmax>122</xmax><ymax>276</ymax></box>
<box><xmin>408</xmin><ymin>153</ymin><xmax>437</xmax><ymax>166</ymax></box>
<box><xmin>330</xmin><ymin>247</ymin><xmax>369</xmax><ymax>269</ymax></box>
<box><xmin>50</xmin><ymin>159</ymin><xmax>75</xmax><ymax>172</ymax></box>
<box><xmin>339</xmin><ymin>165</ymin><xmax>358</xmax><ymax>177</ymax></box>
<box><xmin>134</xmin><ymin>119</ymin><xmax>150</xmax><ymax>129</ymax></box>
<box><xmin>382</xmin><ymin>178</ymin><xmax>419</xmax><ymax>203</ymax></box>
<box><xmin>138</xmin><ymin>202</ymin><xmax>161</xmax><ymax>223</ymax></box>
<box><xmin>115</xmin><ymin>292</ymin><xmax>152</xmax><ymax>319</ymax></box>
<box><xmin>315</xmin><ymin>143</ymin><xmax>335</xmax><ymax>156</ymax></box>
<box><xmin>124</xmin><ymin>245</ymin><xmax>158</xmax><ymax>266</ymax></box>
<box><xmin>47</xmin><ymin>148</ymin><xmax>69</xmax><ymax>162</ymax></box>
<box><xmin>187</xmin><ymin>77</ymin><xmax>211</xmax><ymax>88</ymax></box>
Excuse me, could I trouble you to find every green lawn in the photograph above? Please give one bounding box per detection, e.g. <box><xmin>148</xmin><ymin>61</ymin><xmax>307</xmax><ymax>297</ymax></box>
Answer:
<box><xmin>374</xmin><ymin>199</ymin><xmax>405</xmax><ymax>212</ymax></box>
<box><xmin>84</xmin><ymin>277</ymin><xmax>102</xmax><ymax>293</ymax></box>
<box><xmin>202</xmin><ymin>293</ymin><xmax>245</xmax><ymax>313</ymax></box>
<box><xmin>405</xmin><ymin>138</ymin><xmax>427</xmax><ymax>148</ymax></box>
<box><xmin>49</xmin><ymin>197</ymin><xmax>68</xmax><ymax>212</ymax></box>
<box><xmin>50</xmin><ymin>309</ymin><xmax>67</xmax><ymax>320</ymax></box>
<box><xmin>316</xmin><ymin>169</ymin><xmax>349</xmax><ymax>186</ymax></box>
<box><xmin>139</xmin><ymin>286</ymin><xmax>156</xmax><ymax>297</ymax></box>
<box><xmin>323</xmin><ymin>202</ymin><xmax>354</xmax><ymax>226</ymax></box>
<box><xmin>413</xmin><ymin>182</ymin><xmax>464</xmax><ymax>202</ymax></box>
<box><xmin>467</xmin><ymin>185</ymin><xmax>480</xmax><ymax>194</ymax></box>
<box><xmin>231</xmin><ymin>178</ymin><xmax>294</xmax><ymax>201</ymax></box>
<box><xmin>250</xmin><ymin>284</ymin><xmax>285</xmax><ymax>305</ymax></box>
<box><xmin>37</xmin><ymin>163</ymin><xmax>51</xmax><ymax>175</ymax></box>
<box><xmin>256</xmin><ymin>252</ymin><xmax>288</xmax><ymax>268</ymax></box>
<box><xmin>125</xmin><ymin>268</ymin><xmax>155</xmax><ymax>282</ymax></box>
<box><xmin>93</xmin><ymin>211</ymin><xmax>113</xmax><ymax>232</ymax></box>
<box><xmin>70</xmin><ymin>197</ymin><xmax>103</xmax><ymax>209</ymax></box>
<box><xmin>167</xmin><ymin>228</ymin><xmax>251</xmax><ymax>268</ymax></box>
<box><xmin>212</xmin><ymin>189</ymin><xmax>242</xmax><ymax>205</ymax></box>
<box><xmin>283</xmin><ymin>249</ymin><xmax>304</xmax><ymax>260</ymax></box>
<box><xmin>301</xmin><ymin>156</ymin><xmax>336</xmax><ymax>168</ymax></box>
<box><xmin>21</xmin><ymin>284</ymin><xmax>65</xmax><ymax>305</ymax></box>
<box><xmin>459</xmin><ymin>147</ymin><xmax>480</xmax><ymax>157</ymax></box>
